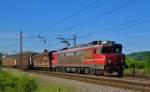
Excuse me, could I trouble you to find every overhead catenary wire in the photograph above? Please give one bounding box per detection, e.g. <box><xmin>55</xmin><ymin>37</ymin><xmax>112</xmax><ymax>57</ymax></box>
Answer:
<box><xmin>48</xmin><ymin>0</ymin><xmax>139</xmax><ymax>46</ymax></box>
<box><xmin>113</xmin><ymin>16</ymin><xmax>150</xmax><ymax>28</ymax></box>
<box><xmin>48</xmin><ymin>0</ymin><xmax>101</xmax><ymax>30</ymax></box>
<box><xmin>79</xmin><ymin>17</ymin><xmax>150</xmax><ymax>38</ymax></box>
<box><xmin>22</xmin><ymin>32</ymin><xmax>47</xmax><ymax>43</ymax></box>
<box><xmin>111</xmin><ymin>20</ymin><xmax>150</xmax><ymax>31</ymax></box>
<box><xmin>61</xmin><ymin>0</ymin><xmax>139</xmax><ymax>32</ymax></box>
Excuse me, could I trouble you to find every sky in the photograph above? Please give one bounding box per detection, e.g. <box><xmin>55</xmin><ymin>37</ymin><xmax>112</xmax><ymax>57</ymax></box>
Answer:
<box><xmin>0</xmin><ymin>0</ymin><xmax>150</xmax><ymax>54</ymax></box>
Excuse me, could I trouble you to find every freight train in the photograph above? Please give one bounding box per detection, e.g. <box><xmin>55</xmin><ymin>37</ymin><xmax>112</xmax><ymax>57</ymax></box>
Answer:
<box><xmin>1</xmin><ymin>40</ymin><xmax>127</xmax><ymax>77</ymax></box>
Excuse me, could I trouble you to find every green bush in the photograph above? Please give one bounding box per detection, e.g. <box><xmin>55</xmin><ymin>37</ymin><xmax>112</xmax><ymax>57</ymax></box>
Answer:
<box><xmin>125</xmin><ymin>56</ymin><xmax>150</xmax><ymax>76</ymax></box>
<box><xmin>0</xmin><ymin>70</ymin><xmax>37</xmax><ymax>92</ymax></box>
<box><xmin>126</xmin><ymin>57</ymin><xmax>146</xmax><ymax>69</ymax></box>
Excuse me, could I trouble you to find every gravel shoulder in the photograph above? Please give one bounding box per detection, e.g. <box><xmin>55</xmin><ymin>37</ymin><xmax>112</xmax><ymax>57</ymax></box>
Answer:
<box><xmin>28</xmin><ymin>72</ymin><xmax>140</xmax><ymax>92</ymax></box>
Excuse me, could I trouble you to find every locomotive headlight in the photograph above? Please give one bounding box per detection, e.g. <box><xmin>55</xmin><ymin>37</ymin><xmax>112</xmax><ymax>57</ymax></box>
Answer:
<box><xmin>107</xmin><ymin>60</ymin><xmax>111</xmax><ymax>63</ymax></box>
<box><xmin>121</xmin><ymin>59</ymin><xmax>125</xmax><ymax>62</ymax></box>
<box><xmin>107</xmin><ymin>59</ymin><xmax>112</xmax><ymax>63</ymax></box>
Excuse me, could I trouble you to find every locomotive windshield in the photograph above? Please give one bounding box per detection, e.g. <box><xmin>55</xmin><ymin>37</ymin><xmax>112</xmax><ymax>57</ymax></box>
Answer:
<box><xmin>99</xmin><ymin>44</ymin><xmax>122</xmax><ymax>54</ymax></box>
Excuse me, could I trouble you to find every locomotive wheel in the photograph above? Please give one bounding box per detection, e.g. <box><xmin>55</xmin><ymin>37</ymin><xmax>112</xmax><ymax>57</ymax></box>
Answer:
<box><xmin>117</xmin><ymin>68</ymin><xmax>123</xmax><ymax>77</ymax></box>
<box><xmin>64</xmin><ymin>67</ymin><xmax>67</xmax><ymax>72</ymax></box>
<box><xmin>95</xmin><ymin>69</ymin><xmax>101</xmax><ymax>76</ymax></box>
<box><xmin>58</xmin><ymin>67</ymin><xmax>61</xmax><ymax>72</ymax></box>
<box><xmin>94</xmin><ymin>69</ymin><xmax>104</xmax><ymax>76</ymax></box>
<box><xmin>61</xmin><ymin>67</ymin><xmax>65</xmax><ymax>72</ymax></box>
<box><xmin>90</xmin><ymin>68</ymin><xmax>95</xmax><ymax>75</ymax></box>
<box><xmin>55</xmin><ymin>67</ymin><xmax>59</xmax><ymax>72</ymax></box>
<box><xmin>81</xmin><ymin>68</ymin><xmax>85</xmax><ymax>74</ymax></box>
<box><xmin>104</xmin><ymin>64</ymin><xmax>113</xmax><ymax>73</ymax></box>
<box><xmin>76</xmin><ymin>68</ymin><xmax>81</xmax><ymax>74</ymax></box>
<box><xmin>84</xmin><ymin>68</ymin><xmax>90</xmax><ymax>74</ymax></box>
<box><xmin>66</xmin><ymin>67</ymin><xmax>71</xmax><ymax>73</ymax></box>
<box><xmin>55</xmin><ymin>67</ymin><xmax>61</xmax><ymax>72</ymax></box>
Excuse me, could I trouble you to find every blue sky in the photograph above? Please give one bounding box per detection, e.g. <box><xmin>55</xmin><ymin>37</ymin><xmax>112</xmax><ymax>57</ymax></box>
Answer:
<box><xmin>0</xmin><ymin>0</ymin><xmax>150</xmax><ymax>54</ymax></box>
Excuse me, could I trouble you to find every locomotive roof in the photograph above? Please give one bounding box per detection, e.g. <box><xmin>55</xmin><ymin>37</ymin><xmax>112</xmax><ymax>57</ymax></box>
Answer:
<box><xmin>57</xmin><ymin>44</ymin><xmax>122</xmax><ymax>53</ymax></box>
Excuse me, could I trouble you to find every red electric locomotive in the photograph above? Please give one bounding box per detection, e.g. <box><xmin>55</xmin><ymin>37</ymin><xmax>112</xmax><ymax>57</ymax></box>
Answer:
<box><xmin>1</xmin><ymin>40</ymin><xmax>127</xmax><ymax>77</ymax></box>
<box><xmin>52</xmin><ymin>41</ymin><xmax>127</xmax><ymax>76</ymax></box>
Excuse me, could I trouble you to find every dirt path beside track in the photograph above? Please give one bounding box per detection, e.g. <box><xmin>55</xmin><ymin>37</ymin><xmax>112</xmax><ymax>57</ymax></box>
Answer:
<box><xmin>28</xmin><ymin>72</ymin><xmax>139</xmax><ymax>92</ymax></box>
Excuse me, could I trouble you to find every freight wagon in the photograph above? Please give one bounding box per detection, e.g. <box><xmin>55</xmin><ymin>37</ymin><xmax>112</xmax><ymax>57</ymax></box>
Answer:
<box><xmin>14</xmin><ymin>54</ymin><xmax>32</xmax><ymax>68</ymax></box>
<box><xmin>2</xmin><ymin>53</ymin><xmax>36</xmax><ymax>69</ymax></box>
<box><xmin>31</xmin><ymin>50</ymin><xmax>55</xmax><ymax>70</ymax></box>
<box><xmin>2</xmin><ymin>55</ymin><xmax>15</xmax><ymax>67</ymax></box>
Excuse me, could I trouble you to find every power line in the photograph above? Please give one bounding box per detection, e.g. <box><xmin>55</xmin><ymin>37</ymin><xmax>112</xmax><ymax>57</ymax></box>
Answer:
<box><xmin>83</xmin><ymin>16</ymin><xmax>150</xmax><ymax>37</ymax></box>
<box><xmin>23</xmin><ymin>33</ymin><xmax>47</xmax><ymax>43</ymax></box>
<box><xmin>80</xmin><ymin>18</ymin><xmax>150</xmax><ymax>38</ymax></box>
<box><xmin>49</xmin><ymin>0</ymin><xmax>101</xmax><ymax>29</ymax></box>
<box><xmin>111</xmin><ymin>20</ymin><xmax>150</xmax><ymax>32</ymax></box>
<box><xmin>62</xmin><ymin>0</ymin><xmax>139</xmax><ymax>32</ymax></box>
<box><xmin>114</xmin><ymin>16</ymin><xmax>150</xmax><ymax>28</ymax></box>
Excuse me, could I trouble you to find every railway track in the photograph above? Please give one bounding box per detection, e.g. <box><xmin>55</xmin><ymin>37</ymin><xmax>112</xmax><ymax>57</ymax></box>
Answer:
<box><xmin>25</xmin><ymin>70</ymin><xmax>150</xmax><ymax>92</ymax></box>
<box><xmin>123</xmin><ymin>75</ymin><xmax>150</xmax><ymax>82</ymax></box>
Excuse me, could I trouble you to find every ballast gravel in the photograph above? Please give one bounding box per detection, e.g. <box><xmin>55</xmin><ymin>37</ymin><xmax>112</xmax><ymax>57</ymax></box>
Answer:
<box><xmin>29</xmin><ymin>73</ymin><xmax>140</xmax><ymax>92</ymax></box>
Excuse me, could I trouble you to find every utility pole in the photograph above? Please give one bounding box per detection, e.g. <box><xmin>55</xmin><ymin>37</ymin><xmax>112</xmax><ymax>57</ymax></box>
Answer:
<box><xmin>19</xmin><ymin>31</ymin><xmax>47</xmax><ymax>67</ymax></box>
<box><xmin>56</xmin><ymin>34</ymin><xmax>77</xmax><ymax>48</ymax></box>
<box><xmin>20</xmin><ymin>30</ymin><xmax>23</xmax><ymax>67</ymax></box>
<box><xmin>73</xmin><ymin>34</ymin><xmax>77</xmax><ymax>47</ymax></box>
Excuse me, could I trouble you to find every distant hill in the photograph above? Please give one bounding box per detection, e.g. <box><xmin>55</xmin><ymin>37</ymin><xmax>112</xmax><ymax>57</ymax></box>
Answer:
<box><xmin>127</xmin><ymin>51</ymin><xmax>150</xmax><ymax>61</ymax></box>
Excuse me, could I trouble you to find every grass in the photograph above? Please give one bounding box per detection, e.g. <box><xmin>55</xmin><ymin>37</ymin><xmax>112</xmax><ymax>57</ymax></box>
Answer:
<box><xmin>0</xmin><ymin>68</ymin><xmax>37</xmax><ymax>92</ymax></box>
<box><xmin>124</xmin><ymin>57</ymin><xmax>150</xmax><ymax>77</ymax></box>
<box><xmin>0</xmin><ymin>68</ymin><xmax>79</xmax><ymax>92</ymax></box>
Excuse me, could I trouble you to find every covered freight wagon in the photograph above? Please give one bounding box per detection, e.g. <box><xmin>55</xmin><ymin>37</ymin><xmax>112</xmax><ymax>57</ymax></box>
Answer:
<box><xmin>14</xmin><ymin>51</ymin><xmax>37</xmax><ymax>68</ymax></box>
<box><xmin>32</xmin><ymin>50</ymin><xmax>55</xmax><ymax>70</ymax></box>
<box><xmin>14</xmin><ymin>55</ymin><xmax>31</xmax><ymax>68</ymax></box>
<box><xmin>2</xmin><ymin>55</ymin><xmax>15</xmax><ymax>67</ymax></box>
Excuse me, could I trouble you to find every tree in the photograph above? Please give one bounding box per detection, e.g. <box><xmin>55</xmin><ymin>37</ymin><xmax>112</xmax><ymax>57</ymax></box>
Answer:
<box><xmin>145</xmin><ymin>52</ymin><xmax>150</xmax><ymax>69</ymax></box>
<box><xmin>0</xmin><ymin>53</ymin><xmax>3</xmax><ymax>65</ymax></box>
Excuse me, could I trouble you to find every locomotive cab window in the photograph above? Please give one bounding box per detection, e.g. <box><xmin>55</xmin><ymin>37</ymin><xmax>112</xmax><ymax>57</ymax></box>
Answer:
<box><xmin>114</xmin><ymin>44</ymin><xmax>122</xmax><ymax>53</ymax></box>
<box><xmin>101</xmin><ymin>47</ymin><xmax>114</xmax><ymax>53</ymax></box>
<box><xmin>98</xmin><ymin>45</ymin><xmax>122</xmax><ymax>54</ymax></box>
